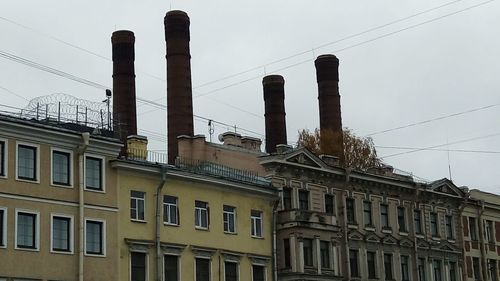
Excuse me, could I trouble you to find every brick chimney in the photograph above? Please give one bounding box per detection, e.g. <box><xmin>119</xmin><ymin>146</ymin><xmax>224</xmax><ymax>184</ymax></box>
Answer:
<box><xmin>315</xmin><ymin>54</ymin><xmax>344</xmax><ymax>163</ymax></box>
<box><xmin>263</xmin><ymin>75</ymin><xmax>287</xmax><ymax>154</ymax></box>
<box><xmin>165</xmin><ymin>10</ymin><xmax>194</xmax><ymax>164</ymax></box>
<box><xmin>111</xmin><ymin>30</ymin><xmax>137</xmax><ymax>146</ymax></box>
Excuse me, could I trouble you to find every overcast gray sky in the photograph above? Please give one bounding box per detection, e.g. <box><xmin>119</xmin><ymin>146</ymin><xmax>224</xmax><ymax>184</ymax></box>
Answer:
<box><xmin>1</xmin><ymin>0</ymin><xmax>499</xmax><ymax>194</ymax></box>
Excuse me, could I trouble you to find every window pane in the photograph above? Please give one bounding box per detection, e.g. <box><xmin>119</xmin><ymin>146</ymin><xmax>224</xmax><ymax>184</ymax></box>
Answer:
<box><xmin>284</xmin><ymin>238</ymin><xmax>291</xmax><ymax>268</ymax></box>
<box><xmin>164</xmin><ymin>196</ymin><xmax>178</xmax><ymax>225</ymax></box>
<box><xmin>17</xmin><ymin>212</ymin><xmax>36</xmax><ymax>248</ymax></box>
<box><xmin>414</xmin><ymin>210</ymin><xmax>422</xmax><ymax>234</ymax></box>
<box><xmin>367</xmin><ymin>251</ymin><xmax>376</xmax><ymax>278</ymax></box>
<box><xmin>325</xmin><ymin>194</ymin><xmax>334</xmax><ymax>214</ymax></box>
<box><xmin>224</xmin><ymin>262</ymin><xmax>238</xmax><ymax>281</ymax></box>
<box><xmin>320</xmin><ymin>241</ymin><xmax>330</xmax><ymax>268</ymax></box>
<box><xmin>85</xmin><ymin>157</ymin><xmax>102</xmax><ymax>190</ymax></box>
<box><xmin>196</xmin><ymin>258</ymin><xmax>210</xmax><ymax>281</ymax></box>
<box><xmin>398</xmin><ymin>207</ymin><xmax>406</xmax><ymax>232</ymax></box>
<box><xmin>18</xmin><ymin>145</ymin><xmax>36</xmax><ymax>180</ymax></box>
<box><xmin>53</xmin><ymin>216</ymin><xmax>70</xmax><ymax>251</ymax></box>
<box><xmin>283</xmin><ymin>188</ymin><xmax>292</xmax><ymax>210</ymax></box>
<box><xmin>53</xmin><ymin>151</ymin><xmax>70</xmax><ymax>185</ymax></box>
<box><xmin>0</xmin><ymin>141</ymin><xmax>5</xmax><ymax>176</ymax></box>
<box><xmin>303</xmin><ymin>239</ymin><xmax>313</xmax><ymax>266</ymax></box>
<box><xmin>252</xmin><ymin>265</ymin><xmax>265</xmax><ymax>281</ymax></box>
<box><xmin>164</xmin><ymin>255</ymin><xmax>178</xmax><ymax>281</ymax></box>
<box><xmin>0</xmin><ymin>209</ymin><xmax>4</xmax><ymax>246</ymax></box>
<box><xmin>346</xmin><ymin>198</ymin><xmax>355</xmax><ymax>223</ymax></box>
<box><xmin>364</xmin><ymin>202</ymin><xmax>372</xmax><ymax>226</ymax></box>
<box><xmin>299</xmin><ymin>190</ymin><xmax>309</xmax><ymax>210</ymax></box>
<box><xmin>401</xmin><ymin>256</ymin><xmax>410</xmax><ymax>281</ymax></box>
<box><xmin>380</xmin><ymin>204</ymin><xmax>389</xmax><ymax>227</ymax></box>
<box><xmin>349</xmin><ymin>249</ymin><xmax>359</xmax><ymax>277</ymax></box>
<box><xmin>384</xmin><ymin>254</ymin><xmax>393</xmax><ymax>280</ymax></box>
<box><xmin>131</xmin><ymin>252</ymin><xmax>146</xmax><ymax>281</ymax></box>
<box><xmin>86</xmin><ymin>221</ymin><xmax>103</xmax><ymax>254</ymax></box>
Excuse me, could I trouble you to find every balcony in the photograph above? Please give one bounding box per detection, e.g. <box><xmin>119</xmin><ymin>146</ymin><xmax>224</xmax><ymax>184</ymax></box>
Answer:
<box><xmin>278</xmin><ymin>209</ymin><xmax>337</xmax><ymax>226</ymax></box>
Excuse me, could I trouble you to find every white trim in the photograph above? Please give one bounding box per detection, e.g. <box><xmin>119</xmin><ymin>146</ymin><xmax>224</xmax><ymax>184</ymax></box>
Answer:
<box><xmin>129</xmin><ymin>251</ymin><xmax>149</xmax><ymax>281</ymax></box>
<box><xmin>14</xmin><ymin>208</ymin><xmax>40</xmax><ymax>251</ymax></box>
<box><xmin>0</xmin><ymin>137</ymin><xmax>8</xmax><ymax>179</ymax></box>
<box><xmin>194</xmin><ymin>256</ymin><xmax>212</xmax><ymax>281</ymax></box>
<box><xmin>251</xmin><ymin>210</ymin><xmax>263</xmax><ymax>238</ymax></box>
<box><xmin>130</xmin><ymin>190</ymin><xmax>146</xmax><ymax>222</ymax></box>
<box><xmin>50</xmin><ymin>213</ymin><xmax>74</xmax><ymax>254</ymax></box>
<box><xmin>0</xmin><ymin>206</ymin><xmax>6</xmax><ymax>248</ymax></box>
<box><xmin>163</xmin><ymin>254</ymin><xmax>181</xmax><ymax>281</ymax></box>
<box><xmin>223</xmin><ymin>205</ymin><xmax>237</xmax><ymax>234</ymax></box>
<box><xmin>250</xmin><ymin>264</ymin><xmax>267</xmax><ymax>281</ymax></box>
<box><xmin>163</xmin><ymin>195</ymin><xmax>179</xmax><ymax>226</ymax></box>
<box><xmin>15</xmin><ymin>141</ymin><xmax>40</xmax><ymax>183</ymax></box>
<box><xmin>84</xmin><ymin>153</ymin><xmax>106</xmax><ymax>193</ymax></box>
<box><xmin>84</xmin><ymin>217</ymin><xmax>106</xmax><ymax>257</ymax></box>
<box><xmin>50</xmin><ymin>147</ymin><xmax>74</xmax><ymax>188</ymax></box>
<box><xmin>223</xmin><ymin>260</ymin><xmax>240</xmax><ymax>281</ymax></box>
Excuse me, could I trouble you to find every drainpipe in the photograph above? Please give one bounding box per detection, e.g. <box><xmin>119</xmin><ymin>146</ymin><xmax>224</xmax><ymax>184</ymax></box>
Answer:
<box><xmin>342</xmin><ymin>168</ymin><xmax>352</xmax><ymax>281</ymax></box>
<box><xmin>459</xmin><ymin>195</ymin><xmax>469</xmax><ymax>281</ymax></box>
<box><xmin>272</xmin><ymin>197</ymin><xmax>280</xmax><ymax>281</ymax></box>
<box><xmin>478</xmin><ymin>200</ymin><xmax>487</xmax><ymax>281</ymax></box>
<box><xmin>77</xmin><ymin>132</ymin><xmax>90</xmax><ymax>281</ymax></box>
<box><xmin>156</xmin><ymin>165</ymin><xmax>167</xmax><ymax>281</ymax></box>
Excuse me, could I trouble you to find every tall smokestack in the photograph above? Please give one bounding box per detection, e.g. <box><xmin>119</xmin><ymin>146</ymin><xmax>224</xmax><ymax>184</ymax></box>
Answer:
<box><xmin>263</xmin><ymin>75</ymin><xmax>287</xmax><ymax>153</ymax></box>
<box><xmin>111</xmin><ymin>30</ymin><xmax>137</xmax><ymax>146</ymax></box>
<box><xmin>315</xmin><ymin>54</ymin><xmax>344</xmax><ymax>163</ymax></box>
<box><xmin>165</xmin><ymin>10</ymin><xmax>194</xmax><ymax>164</ymax></box>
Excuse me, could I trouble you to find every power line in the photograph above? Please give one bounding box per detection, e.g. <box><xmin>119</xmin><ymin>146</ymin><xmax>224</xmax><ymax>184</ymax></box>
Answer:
<box><xmin>377</xmin><ymin>145</ymin><xmax>500</xmax><ymax>154</ymax></box>
<box><xmin>0</xmin><ymin>85</ymin><xmax>29</xmax><ymax>101</ymax></box>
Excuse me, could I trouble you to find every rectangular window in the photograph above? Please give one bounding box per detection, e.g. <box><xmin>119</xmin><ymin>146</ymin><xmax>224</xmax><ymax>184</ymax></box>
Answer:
<box><xmin>163</xmin><ymin>195</ymin><xmax>178</xmax><ymax>225</ymax></box>
<box><xmin>52</xmin><ymin>150</ymin><xmax>71</xmax><ymax>186</ymax></box>
<box><xmin>0</xmin><ymin>208</ymin><xmax>6</xmax><ymax>247</ymax></box>
<box><xmin>414</xmin><ymin>210</ymin><xmax>422</xmax><ymax>234</ymax></box>
<box><xmin>130</xmin><ymin>191</ymin><xmax>145</xmax><ymax>221</ymax></box>
<box><xmin>346</xmin><ymin>198</ymin><xmax>356</xmax><ymax>224</ymax></box>
<box><xmin>223</xmin><ymin>205</ymin><xmax>236</xmax><ymax>233</ymax></box>
<box><xmin>298</xmin><ymin>190</ymin><xmax>309</xmax><ymax>210</ymax></box>
<box><xmin>487</xmin><ymin>259</ymin><xmax>496</xmax><ymax>281</ymax></box>
<box><xmin>367</xmin><ymin>251</ymin><xmax>376</xmax><ymax>279</ymax></box>
<box><xmin>320</xmin><ymin>241</ymin><xmax>330</xmax><ymax>269</ymax></box>
<box><xmin>16</xmin><ymin>211</ymin><xmax>38</xmax><ymax>249</ymax></box>
<box><xmin>418</xmin><ymin>258</ymin><xmax>426</xmax><ymax>281</ymax></box>
<box><xmin>473</xmin><ymin>257</ymin><xmax>480</xmax><ymax>281</ymax></box>
<box><xmin>85</xmin><ymin>156</ymin><xmax>103</xmax><ymax>190</ymax></box>
<box><xmin>0</xmin><ymin>140</ymin><xmax>6</xmax><ymax>177</ymax></box>
<box><xmin>433</xmin><ymin>260</ymin><xmax>442</xmax><ymax>281</ymax></box>
<box><xmin>131</xmin><ymin>252</ymin><xmax>146</xmax><ymax>281</ymax></box>
<box><xmin>252</xmin><ymin>265</ymin><xmax>265</xmax><ymax>281</ymax></box>
<box><xmin>164</xmin><ymin>255</ymin><xmax>179</xmax><ymax>281</ymax></box>
<box><xmin>85</xmin><ymin>220</ymin><xmax>104</xmax><ymax>255</ymax></box>
<box><xmin>485</xmin><ymin>220</ymin><xmax>494</xmax><ymax>243</ymax></box>
<box><xmin>224</xmin><ymin>261</ymin><xmax>238</xmax><ymax>281</ymax></box>
<box><xmin>251</xmin><ymin>210</ymin><xmax>263</xmax><ymax>238</ymax></box>
<box><xmin>195</xmin><ymin>201</ymin><xmax>209</xmax><ymax>229</ymax></box>
<box><xmin>324</xmin><ymin>194</ymin><xmax>335</xmax><ymax>215</ymax></box>
<box><xmin>282</xmin><ymin>188</ymin><xmax>292</xmax><ymax>210</ymax></box>
<box><xmin>303</xmin><ymin>238</ymin><xmax>313</xmax><ymax>267</ymax></box>
<box><xmin>449</xmin><ymin>262</ymin><xmax>457</xmax><ymax>281</ymax></box>
<box><xmin>380</xmin><ymin>204</ymin><xmax>389</xmax><ymax>228</ymax></box>
<box><xmin>445</xmin><ymin>215</ymin><xmax>454</xmax><ymax>239</ymax></box>
<box><xmin>284</xmin><ymin>238</ymin><xmax>291</xmax><ymax>268</ymax></box>
<box><xmin>469</xmin><ymin>217</ymin><xmax>478</xmax><ymax>241</ymax></box>
<box><xmin>363</xmin><ymin>201</ymin><xmax>372</xmax><ymax>226</ymax></box>
<box><xmin>398</xmin><ymin>207</ymin><xmax>407</xmax><ymax>232</ymax></box>
<box><xmin>430</xmin><ymin>212</ymin><xmax>439</xmax><ymax>237</ymax></box>
<box><xmin>52</xmin><ymin>215</ymin><xmax>71</xmax><ymax>252</ymax></box>
<box><xmin>17</xmin><ymin>144</ymin><xmax>37</xmax><ymax>181</ymax></box>
<box><xmin>401</xmin><ymin>255</ymin><xmax>410</xmax><ymax>281</ymax></box>
<box><xmin>349</xmin><ymin>249</ymin><xmax>359</xmax><ymax>277</ymax></box>
<box><xmin>384</xmin><ymin>253</ymin><xmax>393</xmax><ymax>280</ymax></box>
<box><xmin>196</xmin><ymin>258</ymin><xmax>210</xmax><ymax>281</ymax></box>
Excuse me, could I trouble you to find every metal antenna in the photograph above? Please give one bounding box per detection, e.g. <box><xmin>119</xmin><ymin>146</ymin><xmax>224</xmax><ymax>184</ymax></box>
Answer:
<box><xmin>208</xmin><ymin>120</ymin><xmax>214</xmax><ymax>142</ymax></box>
<box><xmin>104</xmin><ymin>89</ymin><xmax>112</xmax><ymax>130</ymax></box>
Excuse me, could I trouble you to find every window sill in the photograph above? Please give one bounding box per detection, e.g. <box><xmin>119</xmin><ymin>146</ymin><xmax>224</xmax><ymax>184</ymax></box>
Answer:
<box><xmin>164</xmin><ymin>222</ymin><xmax>179</xmax><ymax>227</ymax></box>
<box><xmin>84</xmin><ymin>188</ymin><xmax>106</xmax><ymax>194</ymax></box>
<box><xmin>84</xmin><ymin>253</ymin><xmax>106</xmax><ymax>258</ymax></box>
<box><xmin>15</xmin><ymin>246</ymin><xmax>39</xmax><ymax>252</ymax></box>
<box><xmin>364</xmin><ymin>226</ymin><xmax>376</xmax><ymax>232</ymax></box>
<box><xmin>447</xmin><ymin>239</ymin><xmax>456</xmax><ymax>243</ymax></box>
<box><xmin>347</xmin><ymin>223</ymin><xmax>358</xmax><ymax>229</ymax></box>
<box><xmin>51</xmin><ymin>183</ymin><xmax>73</xmax><ymax>189</ymax></box>
<box><xmin>432</xmin><ymin>236</ymin><xmax>441</xmax><ymax>241</ymax></box>
<box><xmin>251</xmin><ymin>235</ymin><xmax>264</xmax><ymax>239</ymax></box>
<box><xmin>415</xmin><ymin>233</ymin><xmax>424</xmax><ymax>238</ymax></box>
<box><xmin>195</xmin><ymin>226</ymin><xmax>209</xmax><ymax>231</ymax></box>
<box><xmin>224</xmin><ymin>231</ymin><xmax>237</xmax><ymax>235</ymax></box>
<box><xmin>15</xmin><ymin>177</ymin><xmax>40</xmax><ymax>184</ymax></box>
<box><xmin>382</xmin><ymin>228</ymin><xmax>393</xmax><ymax>234</ymax></box>
<box><xmin>51</xmin><ymin>249</ymin><xmax>74</xmax><ymax>255</ymax></box>
<box><xmin>399</xmin><ymin>231</ymin><xmax>409</xmax><ymax>236</ymax></box>
<box><xmin>131</xmin><ymin>219</ymin><xmax>147</xmax><ymax>223</ymax></box>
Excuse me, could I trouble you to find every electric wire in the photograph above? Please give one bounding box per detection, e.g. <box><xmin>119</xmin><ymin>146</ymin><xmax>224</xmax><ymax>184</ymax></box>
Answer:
<box><xmin>376</xmin><ymin>145</ymin><xmax>500</xmax><ymax>154</ymax></box>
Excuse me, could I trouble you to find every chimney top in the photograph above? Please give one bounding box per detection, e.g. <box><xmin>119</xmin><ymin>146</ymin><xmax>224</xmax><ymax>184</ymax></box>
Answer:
<box><xmin>111</xmin><ymin>30</ymin><xmax>135</xmax><ymax>43</ymax></box>
<box><xmin>166</xmin><ymin>10</ymin><xmax>189</xmax><ymax>18</ymax></box>
<box><xmin>262</xmin><ymin>75</ymin><xmax>284</xmax><ymax>85</ymax></box>
<box><xmin>315</xmin><ymin>54</ymin><xmax>339</xmax><ymax>82</ymax></box>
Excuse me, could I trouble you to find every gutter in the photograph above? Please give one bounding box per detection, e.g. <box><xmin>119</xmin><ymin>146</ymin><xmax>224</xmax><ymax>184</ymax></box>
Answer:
<box><xmin>272</xmin><ymin>197</ymin><xmax>280</xmax><ymax>281</ymax></box>
<box><xmin>156</xmin><ymin>165</ymin><xmax>167</xmax><ymax>281</ymax></box>
<box><xmin>77</xmin><ymin>132</ymin><xmax>90</xmax><ymax>281</ymax></box>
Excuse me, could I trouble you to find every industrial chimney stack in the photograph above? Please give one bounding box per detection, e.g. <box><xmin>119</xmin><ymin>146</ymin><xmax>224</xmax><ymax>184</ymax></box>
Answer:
<box><xmin>315</xmin><ymin>54</ymin><xmax>344</xmax><ymax>163</ymax></box>
<box><xmin>111</xmin><ymin>30</ymin><xmax>137</xmax><ymax>148</ymax></box>
<box><xmin>263</xmin><ymin>75</ymin><xmax>287</xmax><ymax>153</ymax></box>
<box><xmin>165</xmin><ymin>10</ymin><xmax>194</xmax><ymax>164</ymax></box>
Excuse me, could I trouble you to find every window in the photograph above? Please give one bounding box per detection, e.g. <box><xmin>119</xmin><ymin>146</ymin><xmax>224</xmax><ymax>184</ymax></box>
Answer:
<box><xmin>52</xmin><ymin>150</ymin><xmax>71</xmax><ymax>186</ymax></box>
<box><xmin>85</xmin><ymin>156</ymin><xmax>103</xmax><ymax>191</ymax></box>
<box><xmin>164</xmin><ymin>255</ymin><xmax>179</xmax><ymax>281</ymax></box>
<box><xmin>15</xmin><ymin>210</ymin><xmax>38</xmax><ymax>250</ymax></box>
<box><xmin>398</xmin><ymin>207</ymin><xmax>407</xmax><ymax>232</ymax></box>
<box><xmin>17</xmin><ymin>144</ymin><xmax>37</xmax><ymax>181</ymax></box>
<box><xmin>469</xmin><ymin>217</ymin><xmax>478</xmax><ymax>241</ymax></box>
<box><xmin>401</xmin><ymin>255</ymin><xmax>410</xmax><ymax>281</ymax></box>
<box><xmin>195</xmin><ymin>201</ymin><xmax>209</xmax><ymax>229</ymax></box>
<box><xmin>303</xmin><ymin>238</ymin><xmax>313</xmax><ymax>267</ymax></box>
<box><xmin>349</xmin><ymin>249</ymin><xmax>359</xmax><ymax>277</ymax></box>
<box><xmin>196</xmin><ymin>258</ymin><xmax>210</xmax><ymax>281</ymax></box>
<box><xmin>473</xmin><ymin>257</ymin><xmax>481</xmax><ymax>281</ymax></box>
<box><xmin>346</xmin><ymin>198</ymin><xmax>356</xmax><ymax>224</ymax></box>
<box><xmin>252</xmin><ymin>265</ymin><xmax>265</xmax><ymax>281</ymax></box>
<box><xmin>380</xmin><ymin>204</ymin><xmax>389</xmax><ymax>228</ymax></box>
<box><xmin>487</xmin><ymin>259</ymin><xmax>497</xmax><ymax>281</ymax></box>
<box><xmin>364</xmin><ymin>201</ymin><xmax>372</xmax><ymax>226</ymax></box>
<box><xmin>282</xmin><ymin>188</ymin><xmax>292</xmax><ymax>210</ymax></box>
<box><xmin>445</xmin><ymin>215</ymin><xmax>454</xmax><ymax>239</ymax></box>
<box><xmin>384</xmin><ymin>253</ymin><xmax>393</xmax><ymax>280</ymax></box>
<box><xmin>130</xmin><ymin>191</ymin><xmax>145</xmax><ymax>221</ymax></box>
<box><xmin>131</xmin><ymin>252</ymin><xmax>146</xmax><ymax>281</ymax></box>
<box><xmin>433</xmin><ymin>260</ymin><xmax>442</xmax><ymax>281</ymax></box>
<box><xmin>0</xmin><ymin>208</ymin><xmax>6</xmax><ymax>247</ymax></box>
<box><xmin>224</xmin><ymin>261</ymin><xmax>238</xmax><ymax>281</ymax></box>
<box><xmin>414</xmin><ymin>210</ymin><xmax>422</xmax><ymax>234</ymax></box>
<box><xmin>85</xmin><ymin>219</ymin><xmax>104</xmax><ymax>255</ymax></box>
<box><xmin>163</xmin><ymin>195</ymin><xmax>178</xmax><ymax>225</ymax></box>
<box><xmin>485</xmin><ymin>220</ymin><xmax>494</xmax><ymax>243</ymax></box>
<box><xmin>298</xmin><ymin>190</ymin><xmax>309</xmax><ymax>210</ymax></box>
<box><xmin>223</xmin><ymin>205</ymin><xmax>236</xmax><ymax>233</ymax></box>
<box><xmin>417</xmin><ymin>258</ymin><xmax>426</xmax><ymax>281</ymax></box>
<box><xmin>320</xmin><ymin>241</ymin><xmax>330</xmax><ymax>269</ymax></box>
<box><xmin>0</xmin><ymin>140</ymin><xmax>6</xmax><ymax>177</ymax></box>
<box><xmin>324</xmin><ymin>194</ymin><xmax>335</xmax><ymax>215</ymax></box>
<box><xmin>51</xmin><ymin>215</ymin><xmax>72</xmax><ymax>252</ymax></box>
<box><xmin>251</xmin><ymin>210</ymin><xmax>263</xmax><ymax>238</ymax></box>
<box><xmin>367</xmin><ymin>251</ymin><xmax>376</xmax><ymax>279</ymax></box>
<box><xmin>449</xmin><ymin>262</ymin><xmax>457</xmax><ymax>281</ymax></box>
<box><xmin>430</xmin><ymin>212</ymin><xmax>439</xmax><ymax>237</ymax></box>
<box><xmin>284</xmin><ymin>238</ymin><xmax>291</xmax><ymax>268</ymax></box>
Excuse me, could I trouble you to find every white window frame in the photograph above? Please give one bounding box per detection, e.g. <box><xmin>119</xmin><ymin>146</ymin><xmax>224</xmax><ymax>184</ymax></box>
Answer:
<box><xmin>130</xmin><ymin>190</ymin><xmax>146</xmax><ymax>222</ymax></box>
<box><xmin>163</xmin><ymin>253</ymin><xmax>181</xmax><ymax>281</ymax></box>
<box><xmin>50</xmin><ymin>147</ymin><xmax>74</xmax><ymax>188</ymax></box>
<box><xmin>129</xmin><ymin>251</ymin><xmax>148</xmax><ymax>281</ymax></box>
<box><xmin>251</xmin><ymin>210</ymin><xmax>263</xmax><ymax>238</ymax></box>
<box><xmin>0</xmin><ymin>138</ymin><xmax>8</xmax><ymax>179</ymax></box>
<box><xmin>0</xmin><ymin>207</ymin><xmax>6</xmax><ymax>248</ymax></box>
<box><xmin>223</xmin><ymin>205</ymin><xmax>237</xmax><ymax>234</ymax></box>
<box><xmin>84</xmin><ymin>154</ymin><xmax>106</xmax><ymax>193</ymax></box>
<box><xmin>251</xmin><ymin>264</ymin><xmax>267</xmax><ymax>281</ymax></box>
<box><xmin>223</xmin><ymin>260</ymin><xmax>240</xmax><ymax>281</ymax></box>
<box><xmin>15</xmin><ymin>142</ymin><xmax>40</xmax><ymax>183</ymax></box>
<box><xmin>163</xmin><ymin>195</ymin><xmax>179</xmax><ymax>226</ymax></box>
<box><xmin>195</xmin><ymin>201</ymin><xmax>209</xmax><ymax>230</ymax></box>
<box><xmin>195</xmin><ymin>256</ymin><xmax>212</xmax><ymax>281</ymax></box>
<box><xmin>14</xmin><ymin>209</ymin><xmax>40</xmax><ymax>251</ymax></box>
<box><xmin>84</xmin><ymin>218</ymin><xmax>106</xmax><ymax>257</ymax></box>
<box><xmin>50</xmin><ymin>213</ymin><xmax>74</xmax><ymax>254</ymax></box>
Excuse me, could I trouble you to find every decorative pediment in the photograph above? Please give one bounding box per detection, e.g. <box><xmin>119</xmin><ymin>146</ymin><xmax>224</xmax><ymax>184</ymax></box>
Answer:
<box><xmin>428</xmin><ymin>178</ymin><xmax>464</xmax><ymax>197</ymax></box>
<box><xmin>400</xmin><ymin>237</ymin><xmax>414</xmax><ymax>248</ymax></box>
<box><xmin>382</xmin><ymin>234</ymin><xmax>398</xmax><ymax>245</ymax></box>
<box><xmin>365</xmin><ymin>233</ymin><xmax>381</xmax><ymax>243</ymax></box>
<box><xmin>417</xmin><ymin>239</ymin><xmax>430</xmax><ymax>249</ymax></box>
<box><xmin>348</xmin><ymin>229</ymin><xmax>364</xmax><ymax>241</ymax></box>
<box><xmin>435</xmin><ymin>241</ymin><xmax>460</xmax><ymax>253</ymax></box>
<box><xmin>286</xmin><ymin>152</ymin><xmax>322</xmax><ymax>168</ymax></box>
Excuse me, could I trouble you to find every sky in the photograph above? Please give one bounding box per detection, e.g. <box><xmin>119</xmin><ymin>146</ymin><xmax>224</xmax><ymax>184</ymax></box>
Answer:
<box><xmin>0</xmin><ymin>0</ymin><xmax>499</xmax><ymax>194</ymax></box>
